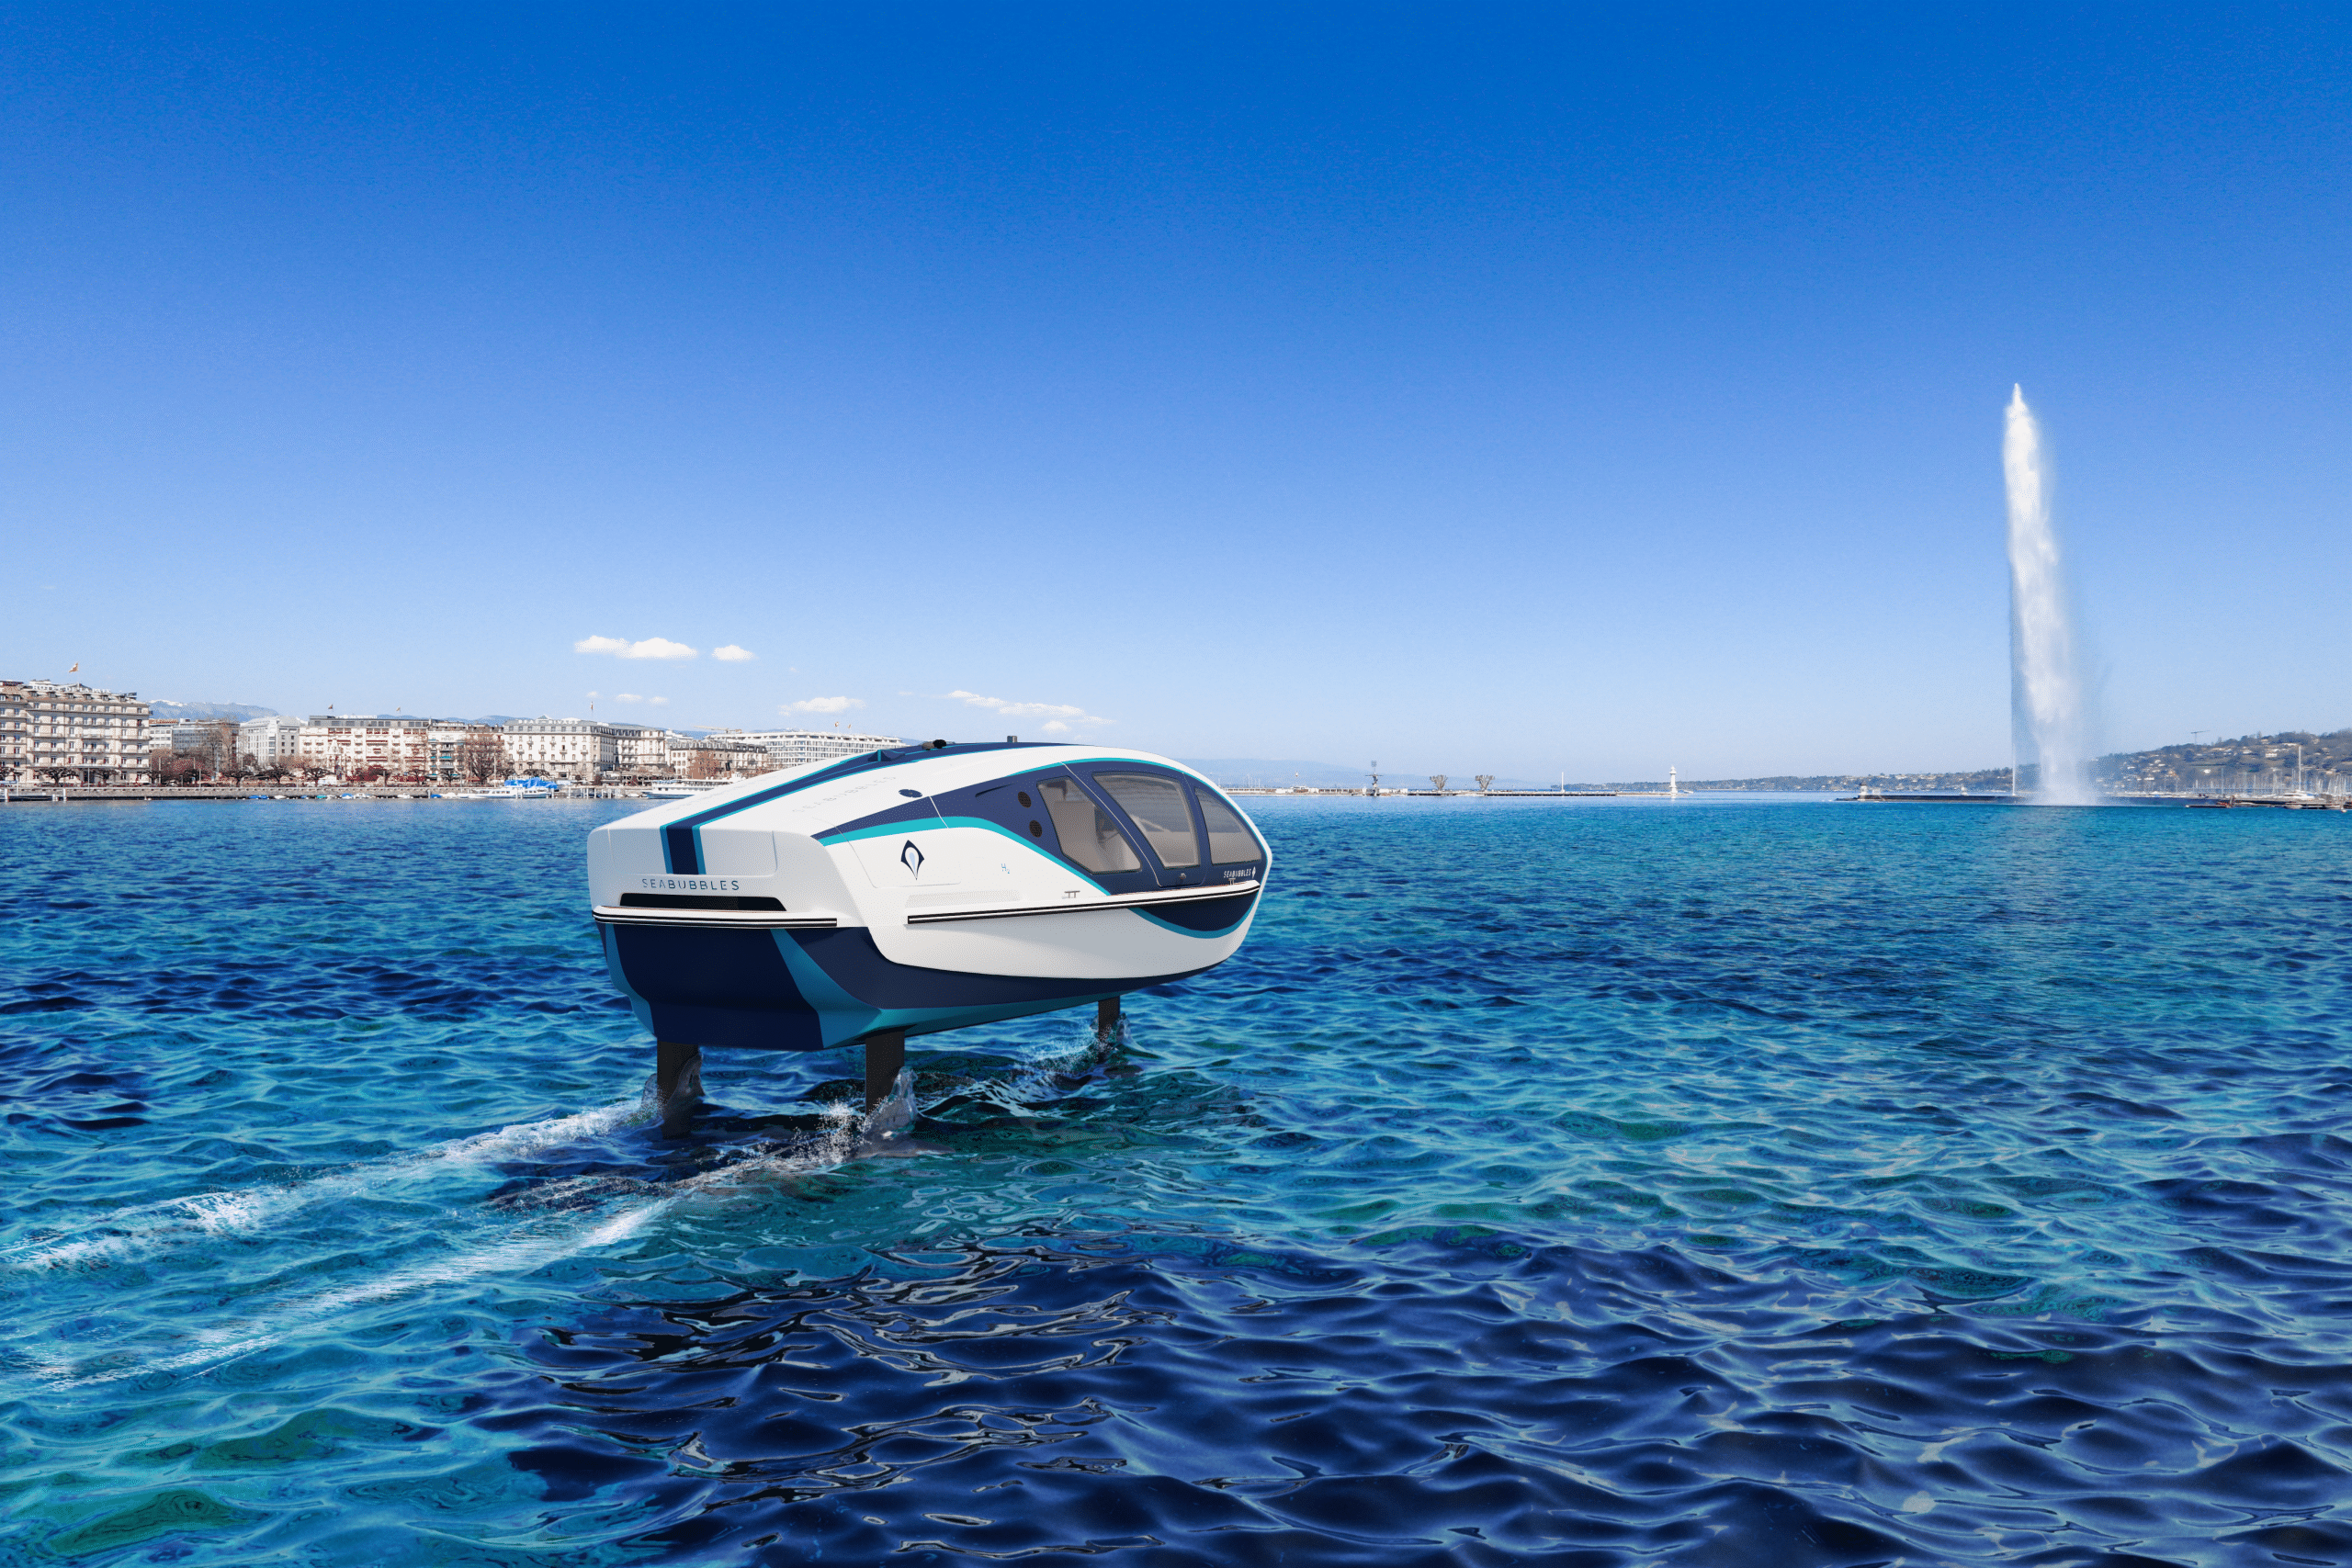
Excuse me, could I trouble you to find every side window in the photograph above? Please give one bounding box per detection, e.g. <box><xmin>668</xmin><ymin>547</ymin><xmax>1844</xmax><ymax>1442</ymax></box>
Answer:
<box><xmin>1039</xmin><ymin>778</ymin><xmax>1142</xmax><ymax>874</ymax></box>
<box><xmin>1093</xmin><ymin>773</ymin><xmax>1202</xmax><ymax>867</ymax></box>
<box><xmin>1195</xmin><ymin>788</ymin><xmax>1263</xmax><ymax>863</ymax></box>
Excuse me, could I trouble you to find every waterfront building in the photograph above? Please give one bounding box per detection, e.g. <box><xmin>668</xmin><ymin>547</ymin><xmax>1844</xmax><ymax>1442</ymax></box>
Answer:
<box><xmin>611</xmin><ymin>724</ymin><xmax>679</xmax><ymax>776</ymax></box>
<box><xmin>0</xmin><ymin>679</ymin><xmax>153</xmax><ymax>784</ymax></box>
<box><xmin>503</xmin><ymin>717</ymin><xmax>618</xmax><ymax>782</ymax></box>
<box><xmin>239</xmin><ymin>715</ymin><xmax>305</xmax><ymax>770</ymax></box>
<box><xmin>670</xmin><ymin>735</ymin><xmax>769</xmax><ymax>778</ymax></box>
<box><xmin>427</xmin><ymin>721</ymin><xmax>503</xmax><ymax>782</ymax></box>
<box><xmin>298</xmin><ymin>716</ymin><xmax>435</xmax><ymax>778</ymax></box>
<box><xmin>725</xmin><ymin>726</ymin><xmax>903</xmax><ymax>770</ymax></box>
<box><xmin>167</xmin><ymin>721</ymin><xmax>243</xmax><ymax>766</ymax></box>
<box><xmin>166</xmin><ymin>722</ymin><xmax>211</xmax><ymax>751</ymax></box>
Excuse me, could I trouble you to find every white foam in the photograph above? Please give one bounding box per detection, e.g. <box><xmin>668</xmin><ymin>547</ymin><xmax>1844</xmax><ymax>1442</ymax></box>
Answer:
<box><xmin>16</xmin><ymin>1037</ymin><xmax>1058</xmax><ymax>1388</ymax></box>
<box><xmin>26</xmin><ymin>1102</ymin><xmax>879</xmax><ymax>1388</ymax></box>
<box><xmin>6</xmin><ymin>1096</ymin><xmax>648</xmax><ymax>1271</ymax></box>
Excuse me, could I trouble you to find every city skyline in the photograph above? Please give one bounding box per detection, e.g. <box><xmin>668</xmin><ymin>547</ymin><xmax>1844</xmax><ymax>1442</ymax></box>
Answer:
<box><xmin>0</xmin><ymin>675</ymin><xmax>917</xmax><ymax>784</ymax></box>
<box><xmin>17</xmin><ymin>666</ymin><xmax>2346</xmax><ymax>794</ymax></box>
<box><xmin>3</xmin><ymin>7</ymin><xmax>2344</xmax><ymax>778</ymax></box>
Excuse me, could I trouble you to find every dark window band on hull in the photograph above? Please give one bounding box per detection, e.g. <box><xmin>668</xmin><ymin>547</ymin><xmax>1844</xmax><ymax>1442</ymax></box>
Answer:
<box><xmin>618</xmin><ymin>892</ymin><xmax>786</xmax><ymax>911</ymax></box>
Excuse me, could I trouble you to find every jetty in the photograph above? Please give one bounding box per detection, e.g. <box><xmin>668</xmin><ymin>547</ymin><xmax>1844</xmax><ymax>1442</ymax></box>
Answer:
<box><xmin>1840</xmin><ymin>787</ymin><xmax>2347</xmax><ymax>810</ymax></box>
<box><xmin>1223</xmin><ymin>786</ymin><xmax>1619</xmax><ymax>797</ymax></box>
<box><xmin>1840</xmin><ymin>790</ymin><xmax>2014</xmax><ymax>805</ymax></box>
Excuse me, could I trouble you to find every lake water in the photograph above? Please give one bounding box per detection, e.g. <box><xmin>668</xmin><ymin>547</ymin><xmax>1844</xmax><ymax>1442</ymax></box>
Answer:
<box><xmin>4</xmin><ymin>794</ymin><xmax>2350</xmax><ymax>1565</ymax></box>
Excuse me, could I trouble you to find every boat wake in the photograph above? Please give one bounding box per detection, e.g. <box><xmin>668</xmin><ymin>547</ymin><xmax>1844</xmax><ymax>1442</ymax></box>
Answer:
<box><xmin>3</xmin><ymin>1095</ymin><xmax>653</xmax><ymax>1273</ymax></box>
<box><xmin>4</xmin><ymin>1077</ymin><xmax>916</xmax><ymax>1389</ymax></box>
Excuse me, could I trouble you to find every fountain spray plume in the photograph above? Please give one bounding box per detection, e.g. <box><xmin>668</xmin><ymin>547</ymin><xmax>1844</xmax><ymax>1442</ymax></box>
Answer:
<box><xmin>2003</xmin><ymin>386</ymin><xmax>2094</xmax><ymax>805</ymax></box>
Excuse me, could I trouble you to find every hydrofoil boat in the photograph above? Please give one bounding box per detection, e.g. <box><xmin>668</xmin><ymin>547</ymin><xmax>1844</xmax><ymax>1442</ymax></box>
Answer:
<box><xmin>588</xmin><ymin>740</ymin><xmax>1270</xmax><ymax>1134</ymax></box>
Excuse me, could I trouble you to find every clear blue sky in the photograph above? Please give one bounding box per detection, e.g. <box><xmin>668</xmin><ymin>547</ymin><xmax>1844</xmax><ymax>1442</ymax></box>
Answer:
<box><xmin>4</xmin><ymin>4</ymin><xmax>2344</xmax><ymax>778</ymax></box>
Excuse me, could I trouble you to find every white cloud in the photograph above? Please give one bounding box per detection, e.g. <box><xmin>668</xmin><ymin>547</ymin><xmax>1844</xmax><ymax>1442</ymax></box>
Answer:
<box><xmin>586</xmin><ymin>690</ymin><xmax>603</xmax><ymax>700</ymax></box>
<box><xmin>713</xmin><ymin>645</ymin><xmax>755</xmax><ymax>662</ymax></box>
<box><xmin>1043</xmin><ymin>719</ymin><xmax>1070</xmax><ymax>735</ymax></box>
<box><xmin>650</xmin><ymin>696</ymin><xmax>669</xmax><ymax>706</ymax></box>
<box><xmin>574</xmin><ymin>635</ymin><xmax>698</xmax><ymax>660</ymax></box>
<box><xmin>615</xmin><ymin>693</ymin><xmax>645</xmax><ymax>704</ymax></box>
<box><xmin>940</xmin><ymin>689</ymin><xmax>1112</xmax><ymax>726</ymax></box>
<box><xmin>781</xmin><ymin>696</ymin><xmax>865</xmax><ymax>716</ymax></box>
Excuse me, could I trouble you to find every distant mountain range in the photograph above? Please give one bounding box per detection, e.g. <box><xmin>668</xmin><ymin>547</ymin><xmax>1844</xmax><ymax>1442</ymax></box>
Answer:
<box><xmin>1683</xmin><ymin>728</ymin><xmax>2352</xmax><ymax>793</ymax></box>
<box><xmin>146</xmin><ymin>704</ymin><xmax>536</xmax><ymax>726</ymax></box>
<box><xmin>147</xmin><ymin>700</ymin><xmax>279</xmax><ymax>723</ymax></box>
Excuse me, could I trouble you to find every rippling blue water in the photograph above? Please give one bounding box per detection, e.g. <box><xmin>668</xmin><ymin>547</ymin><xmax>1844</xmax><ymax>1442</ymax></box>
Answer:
<box><xmin>5</xmin><ymin>794</ymin><xmax>2352</xmax><ymax>1565</ymax></box>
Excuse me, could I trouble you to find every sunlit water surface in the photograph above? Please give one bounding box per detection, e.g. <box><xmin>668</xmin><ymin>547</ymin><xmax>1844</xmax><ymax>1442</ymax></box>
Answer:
<box><xmin>4</xmin><ymin>795</ymin><xmax>2350</xmax><ymax>1566</ymax></box>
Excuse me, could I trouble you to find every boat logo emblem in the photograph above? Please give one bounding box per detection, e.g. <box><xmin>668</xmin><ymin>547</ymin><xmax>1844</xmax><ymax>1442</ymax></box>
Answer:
<box><xmin>900</xmin><ymin>840</ymin><xmax>925</xmax><ymax>878</ymax></box>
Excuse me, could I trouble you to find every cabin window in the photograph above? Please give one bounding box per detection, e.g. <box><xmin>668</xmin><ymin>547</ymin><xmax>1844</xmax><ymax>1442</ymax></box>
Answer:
<box><xmin>1039</xmin><ymin>779</ymin><xmax>1141</xmax><ymax>873</ymax></box>
<box><xmin>1195</xmin><ymin>790</ymin><xmax>1262</xmax><ymax>863</ymax></box>
<box><xmin>1093</xmin><ymin>773</ymin><xmax>1202</xmax><ymax>867</ymax></box>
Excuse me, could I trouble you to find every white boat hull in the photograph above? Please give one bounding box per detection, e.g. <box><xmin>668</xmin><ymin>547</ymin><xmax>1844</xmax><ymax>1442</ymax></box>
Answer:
<box><xmin>586</xmin><ymin>743</ymin><xmax>1268</xmax><ymax>1051</ymax></box>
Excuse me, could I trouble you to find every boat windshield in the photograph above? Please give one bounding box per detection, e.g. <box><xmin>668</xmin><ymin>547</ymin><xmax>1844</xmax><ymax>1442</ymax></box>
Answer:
<box><xmin>1194</xmin><ymin>789</ymin><xmax>1262</xmax><ymax>863</ymax></box>
<box><xmin>1092</xmin><ymin>773</ymin><xmax>1202</xmax><ymax>867</ymax></box>
<box><xmin>1039</xmin><ymin>778</ymin><xmax>1142</xmax><ymax>874</ymax></box>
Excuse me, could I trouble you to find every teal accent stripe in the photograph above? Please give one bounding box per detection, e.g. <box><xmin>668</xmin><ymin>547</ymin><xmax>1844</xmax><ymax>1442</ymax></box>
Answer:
<box><xmin>660</xmin><ymin>746</ymin><xmax>946</xmax><ymax>873</ymax></box>
<box><xmin>819</xmin><ymin>816</ymin><xmax>1114</xmax><ymax>896</ymax></box>
<box><xmin>764</xmin><ymin>931</ymin><xmax>1117</xmax><ymax>1044</ymax></box>
<box><xmin>817</xmin><ymin>819</ymin><xmax>953</xmax><ymax>846</ymax></box>
<box><xmin>1136</xmin><ymin>906</ymin><xmax>1254</xmax><ymax>939</ymax></box>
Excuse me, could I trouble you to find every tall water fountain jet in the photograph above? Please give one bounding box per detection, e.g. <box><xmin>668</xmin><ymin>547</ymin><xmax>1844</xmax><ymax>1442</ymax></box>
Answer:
<box><xmin>2003</xmin><ymin>386</ymin><xmax>2094</xmax><ymax>804</ymax></box>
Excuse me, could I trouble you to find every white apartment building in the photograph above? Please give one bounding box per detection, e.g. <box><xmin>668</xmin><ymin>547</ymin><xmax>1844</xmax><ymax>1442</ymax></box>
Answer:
<box><xmin>0</xmin><ymin>680</ymin><xmax>153</xmax><ymax>784</ymax></box>
<box><xmin>724</xmin><ymin>727</ymin><xmax>904</xmax><ymax>770</ymax></box>
<box><xmin>503</xmin><ymin>718</ymin><xmax>617</xmax><ymax>782</ymax></box>
<box><xmin>240</xmin><ymin>715</ymin><xmax>306</xmax><ymax>769</ymax></box>
<box><xmin>606</xmin><ymin>724</ymin><xmax>680</xmax><ymax>776</ymax></box>
<box><xmin>671</xmin><ymin>735</ymin><xmax>770</xmax><ymax>778</ymax></box>
<box><xmin>299</xmin><ymin>716</ymin><xmax>435</xmax><ymax>779</ymax></box>
<box><xmin>167</xmin><ymin>721</ymin><xmax>238</xmax><ymax>755</ymax></box>
<box><xmin>427</xmin><ymin>721</ymin><xmax>503</xmax><ymax>782</ymax></box>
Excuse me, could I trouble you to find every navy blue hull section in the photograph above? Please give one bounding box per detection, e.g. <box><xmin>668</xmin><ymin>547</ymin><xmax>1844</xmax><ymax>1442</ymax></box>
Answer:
<box><xmin>1142</xmin><ymin>888</ymin><xmax>1259</xmax><ymax>932</ymax></box>
<box><xmin>602</xmin><ymin>923</ymin><xmax>1211</xmax><ymax>1050</ymax></box>
<box><xmin>605</xmin><ymin>925</ymin><xmax>827</xmax><ymax>1051</ymax></box>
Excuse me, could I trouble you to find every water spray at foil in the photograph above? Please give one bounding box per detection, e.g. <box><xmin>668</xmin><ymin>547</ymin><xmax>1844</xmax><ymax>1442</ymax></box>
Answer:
<box><xmin>2004</xmin><ymin>386</ymin><xmax>2093</xmax><ymax>805</ymax></box>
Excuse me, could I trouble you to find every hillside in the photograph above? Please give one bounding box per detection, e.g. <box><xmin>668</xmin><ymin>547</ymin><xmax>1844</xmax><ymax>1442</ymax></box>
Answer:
<box><xmin>147</xmin><ymin>700</ymin><xmax>279</xmax><ymax>723</ymax></box>
<box><xmin>1189</xmin><ymin>729</ymin><xmax>2352</xmax><ymax>796</ymax></box>
<box><xmin>1686</xmin><ymin>729</ymin><xmax>2352</xmax><ymax>794</ymax></box>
